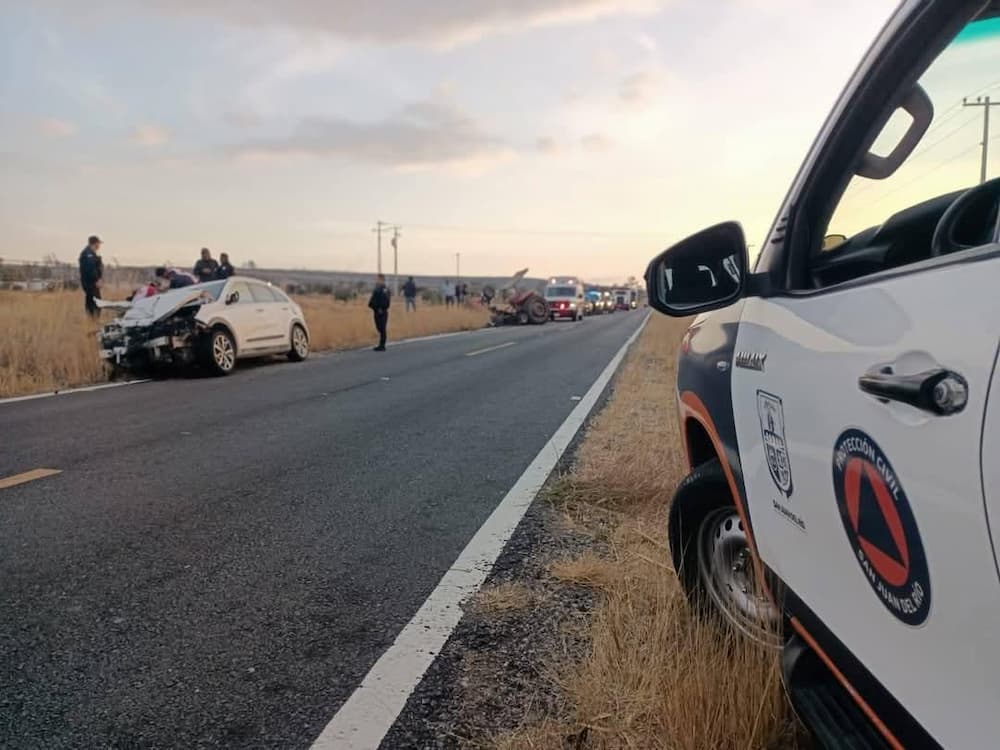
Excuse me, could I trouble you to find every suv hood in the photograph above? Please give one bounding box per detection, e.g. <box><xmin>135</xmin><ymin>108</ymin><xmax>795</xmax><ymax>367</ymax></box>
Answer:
<box><xmin>112</xmin><ymin>288</ymin><xmax>215</xmax><ymax>326</ymax></box>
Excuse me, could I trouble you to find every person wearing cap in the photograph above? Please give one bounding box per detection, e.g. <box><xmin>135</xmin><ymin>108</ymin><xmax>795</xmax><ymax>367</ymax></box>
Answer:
<box><xmin>192</xmin><ymin>248</ymin><xmax>219</xmax><ymax>283</ymax></box>
<box><xmin>78</xmin><ymin>235</ymin><xmax>104</xmax><ymax>317</ymax></box>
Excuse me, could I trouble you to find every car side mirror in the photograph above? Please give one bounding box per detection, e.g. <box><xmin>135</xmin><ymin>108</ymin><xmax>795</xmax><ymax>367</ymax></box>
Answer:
<box><xmin>644</xmin><ymin>221</ymin><xmax>749</xmax><ymax>317</ymax></box>
<box><xmin>226</xmin><ymin>291</ymin><xmax>239</xmax><ymax>305</ymax></box>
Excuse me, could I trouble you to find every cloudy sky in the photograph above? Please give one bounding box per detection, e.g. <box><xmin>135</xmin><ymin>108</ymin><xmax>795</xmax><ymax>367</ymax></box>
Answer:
<box><xmin>0</xmin><ymin>0</ymin><xmax>902</xmax><ymax>281</ymax></box>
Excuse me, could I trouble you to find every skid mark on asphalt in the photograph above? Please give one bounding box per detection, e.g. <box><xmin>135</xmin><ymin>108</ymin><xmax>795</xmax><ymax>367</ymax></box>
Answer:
<box><xmin>465</xmin><ymin>341</ymin><xmax>517</xmax><ymax>357</ymax></box>
<box><xmin>0</xmin><ymin>468</ymin><xmax>62</xmax><ymax>491</ymax></box>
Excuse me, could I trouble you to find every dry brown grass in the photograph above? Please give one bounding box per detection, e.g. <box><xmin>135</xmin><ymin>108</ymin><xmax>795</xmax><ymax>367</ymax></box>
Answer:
<box><xmin>0</xmin><ymin>290</ymin><xmax>488</xmax><ymax>398</ymax></box>
<box><xmin>0</xmin><ymin>290</ymin><xmax>110</xmax><ymax>398</ymax></box>
<box><xmin>297</xmin><ymin>295</ymin><xmax>488</xmax><ymax>352</ymax></box>
<box><xmin>469</xmin><ymin>582</ymin><xmax>537</xmax><ymax>616</ymax></box>
<box><xmin>493</xmin><ymin>314</ymin><xmax>804</xmax><ymax>750</ymax></box>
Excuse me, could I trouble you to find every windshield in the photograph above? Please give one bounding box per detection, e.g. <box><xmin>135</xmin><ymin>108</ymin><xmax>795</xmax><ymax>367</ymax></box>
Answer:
<box><xmin>195</xmin><ymin>281</ymin><xmax>227</xmax><ymax>302</ymax></box>
<box><xmin>545</xmin><ymin>286</ymin><xmax>576</xmax><ymax>297</ymax></box>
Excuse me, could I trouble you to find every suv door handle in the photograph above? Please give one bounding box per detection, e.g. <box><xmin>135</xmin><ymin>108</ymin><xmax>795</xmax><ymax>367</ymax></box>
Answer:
<box><xmin>858</xmin><ymin>367</ymin><xmax>968</xmax><ymax>416</ymax></box>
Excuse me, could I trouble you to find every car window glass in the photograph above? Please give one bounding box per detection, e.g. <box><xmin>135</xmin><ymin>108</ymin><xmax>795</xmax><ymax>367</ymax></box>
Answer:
<box><xmin>249</xmin><ymin>283</ymin><xmax>278</xmax><ymax>303</ymax></box>
<box><xmin>227</xmin><ymin>281</ymin><xmax>253</xmax><ymax>304</ymax></box>
<box><xmin>822</xmin><ymin>18</ymin><xmax>999</xmax><ymax>259</ymax></box>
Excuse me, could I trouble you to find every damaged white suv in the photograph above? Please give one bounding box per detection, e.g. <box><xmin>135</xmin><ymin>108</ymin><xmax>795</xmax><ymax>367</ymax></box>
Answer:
<box><xmin>99</xmin><ymin>276</ymin><xmax>311</xmax><ymax>376</ymax></box>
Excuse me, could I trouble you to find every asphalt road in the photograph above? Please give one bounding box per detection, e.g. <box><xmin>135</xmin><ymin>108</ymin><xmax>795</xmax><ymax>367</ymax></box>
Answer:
<box><xmin>0</xmin><ymin>309</ymin><xmax>646</xmax><ymax>749</ymax></box>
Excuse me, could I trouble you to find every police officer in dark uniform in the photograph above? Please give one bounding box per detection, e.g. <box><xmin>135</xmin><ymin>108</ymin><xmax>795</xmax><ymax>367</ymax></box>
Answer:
<box><xmin>78</xmin><ymin>235</ymin><xmax>104</xmax><ymax>317</ymax></box>
<box><xmin>217</xmin><ymin>252</ymin><xmax>235</xmax><ymax>279</ymax></box>
<box><xmin>368</xmin><ymin>273</ymin><xmax>390</xmax><ymax>351</ymax></box>
<box><xmin>192</xmin><ymin>247</ymin><xmax>219</xmax><ymax>282</ymax></box>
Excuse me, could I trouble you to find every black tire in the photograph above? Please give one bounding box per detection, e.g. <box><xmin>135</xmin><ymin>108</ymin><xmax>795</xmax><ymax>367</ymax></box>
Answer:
<box><xmin>526</xmin><ymin>296</ymin><xmax>548</xmax><ymax>324</ymax></box>
<box><xmin>202</xmin><ymin>327</ymin><xmax>237</xmax><ymax>376</ymax></box>
<box><xmin>669</xmin><ymin>459</ymin><xmax>783</xmax><ymax>645</ymax></box>
<box><xmin>288</xmin><ymin>323</ymin><xmax>309</xmax><ymax>361</ymax></box>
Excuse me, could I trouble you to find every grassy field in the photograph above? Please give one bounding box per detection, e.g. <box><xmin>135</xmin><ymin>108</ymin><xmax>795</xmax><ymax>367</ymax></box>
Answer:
<box><xmin>492</xmin><ymin>314</ymin><xmax>804</xmax><ymax>749</ymax></box>
<box><xmin>0</xmin><ymin>290</ymin><xmax>488</xmax><ymax>398</ymax></box>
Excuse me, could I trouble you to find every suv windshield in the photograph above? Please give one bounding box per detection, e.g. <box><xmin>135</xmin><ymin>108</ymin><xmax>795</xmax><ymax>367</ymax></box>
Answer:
<box><xmin>545</xmin><ymin>286</ymin><xmax>576</xmax><ymax>297</ymax></box>
<box><xmin>195</xmin><ymin>281</ymin><xmax>227</xmax><ymax>301</ymax></box>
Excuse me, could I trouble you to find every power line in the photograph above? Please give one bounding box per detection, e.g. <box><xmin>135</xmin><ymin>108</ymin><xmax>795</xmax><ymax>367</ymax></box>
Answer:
<box><xmin>843</xmin><ymin>114</ymin><xmax>980</xmax><ymax>202</ymax></box>
<box><xmin>397</xmin><ymin>222</ymin><xmax>666</xmax><ymax>239</ymax></box>
<box><xmin>843</xmin><ymin>80</ymin><xmax>1000</xmax><ymax>200</ymax></box>
<box><xmin>864</xmin><ymin>141</ymin><xmax>982</xmax><ymax>211</ymax></box>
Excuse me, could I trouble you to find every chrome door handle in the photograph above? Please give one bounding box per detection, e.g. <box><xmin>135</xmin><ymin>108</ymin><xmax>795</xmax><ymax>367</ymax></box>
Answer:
<box><xmin>858</xmin><ymin>367</ymin><xmax>968</xmax><ymax>416</ymax></box>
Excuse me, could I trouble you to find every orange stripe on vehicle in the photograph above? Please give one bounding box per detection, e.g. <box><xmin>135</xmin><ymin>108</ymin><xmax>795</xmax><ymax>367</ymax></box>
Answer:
<box><xmin>677</xmin><ymin>390</ymin><xmax>776</xmax><ymax>605</ymax></box>
<box><xmin>790</xmin><ymin>617</ymin><xmax>905</xmax><ymax>750</ymax></box>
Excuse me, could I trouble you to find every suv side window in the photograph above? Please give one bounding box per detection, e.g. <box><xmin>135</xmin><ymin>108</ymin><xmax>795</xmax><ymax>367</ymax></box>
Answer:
<box><xmin>227</xmin><ymin>281</ymin><xmax>254</xmax><ymax>304</ymax></box>
<box><xmin>248</xmin><ymin>283</ymin><xmax>278</xmax><ymax>303</ymax></box>
<box><xmin>812</xmin><ymin>17</ymin><xmax>998</xmax><ymax>287</ymax></box>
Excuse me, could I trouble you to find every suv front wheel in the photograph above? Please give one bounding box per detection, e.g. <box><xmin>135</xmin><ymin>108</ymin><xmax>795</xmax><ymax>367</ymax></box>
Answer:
<box><xmin>202</xmin><ymin>327</ymin><xmax>237</xmax><ymax>376</ymax></box>
<box><xmin>668</xmin><ymin>459</ymin><xmax>783</xmax><ymax>646</ymax></box>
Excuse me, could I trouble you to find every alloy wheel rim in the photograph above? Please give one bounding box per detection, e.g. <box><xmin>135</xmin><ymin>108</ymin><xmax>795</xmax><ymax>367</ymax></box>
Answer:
<box><xmin>213</xmin><ymin>334</ymin><xmax>235</xmax><ymax>371</ymax></box>
<box><xmin>293</xmin><ymin>328</ymin><xmax>308</xmax><ymax>357</ymax></box>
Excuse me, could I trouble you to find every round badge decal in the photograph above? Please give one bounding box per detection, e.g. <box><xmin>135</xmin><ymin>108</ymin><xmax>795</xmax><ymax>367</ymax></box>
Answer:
<box><xmin>832</xmin><ymin>429</ymin><xmax>930</xmax><ymax>626</ymax></box>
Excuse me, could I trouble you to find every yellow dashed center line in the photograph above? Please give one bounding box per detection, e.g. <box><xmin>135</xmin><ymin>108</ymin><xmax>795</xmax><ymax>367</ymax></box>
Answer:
<box><xmin>0</xmin><ymin>468</ymin><xmax>62</xmax><ymax>491</ymax></box>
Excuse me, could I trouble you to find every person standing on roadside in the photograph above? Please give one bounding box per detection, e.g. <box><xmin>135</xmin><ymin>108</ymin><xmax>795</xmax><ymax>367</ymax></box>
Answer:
<box><xmin>78</xmin><ymin>235</ymin><xmax>104</xmax><ymax>317</ymax></box>
<box><xmin>442</xmin><ymin>278</ymin><xmax>453</xmax><ymax>307</ymax></box>
<box><xmin>193</xmin><ymin>248</ymin><xmax>219</xmax><ymax>282</ymax></box>
<box><xmin>216</xmin><ymin>252</ymin><xmax>235</xmax><ymax>279</ymax></box>
<box><xmin>368</xmin><ymin>273</ymin><xmax>390</xmax><ymax>351</ymax></box>
<box><xmin>402</xmin><ymin>275</ymin><xmax>417</xmax><ymax>312</ymax></box>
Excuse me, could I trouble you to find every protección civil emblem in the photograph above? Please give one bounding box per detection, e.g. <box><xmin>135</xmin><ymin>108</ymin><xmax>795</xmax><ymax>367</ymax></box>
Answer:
<box><xmin>757</xmin><ymin>390</ymin><xmax>793</xmax><ymax>497</ymax></box>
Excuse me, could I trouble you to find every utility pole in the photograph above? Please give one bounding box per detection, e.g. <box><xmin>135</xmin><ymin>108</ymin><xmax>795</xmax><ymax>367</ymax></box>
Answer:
<box><xmin>455</xmin><ymin>252</ymin><xmax>460</xmax><ymax>280</ymax></box>
<box><xmin>373</xmin><ymin>221</ymin><xmax>388</xmax><ymax>275</ymax></box>
<box><xmin>391</xmin><ymin>226</ymin><xmax>401</xmax><ymax>297</ymax></box>
<box><xmin>963</xmin><ymin>95</ymin><xmax>1000</xmax><ymax>185</ymax></box>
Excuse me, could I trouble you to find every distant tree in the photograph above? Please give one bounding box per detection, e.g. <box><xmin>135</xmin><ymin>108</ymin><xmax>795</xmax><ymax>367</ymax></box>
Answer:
<box><xmin>245</xmin><ymin>259</ymin><xmax>257</xmax><ymax>270</ymax></box>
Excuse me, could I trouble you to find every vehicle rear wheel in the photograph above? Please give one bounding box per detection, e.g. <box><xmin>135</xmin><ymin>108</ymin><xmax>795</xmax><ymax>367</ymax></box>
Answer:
<box><xmin>288</xmin><ymin>324</ymin><xmax>309</xmax><ymax>361</ymax></box>
<box><xmin>526</xmin><ymin>296</ymin><xmax>548</xmax><ymax>324</ymax></box>
<box><xmin>203</xmin><ymin>327</ymin><xmax>236</xmax><ymax>376</ymax></box>
<box><xmin>669</xmin><ymin>459</ymin><xmax>783</xmax><ymax>646</ymax></box>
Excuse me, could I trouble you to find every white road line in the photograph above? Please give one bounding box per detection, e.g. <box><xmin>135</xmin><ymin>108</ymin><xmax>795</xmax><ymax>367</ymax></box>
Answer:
<box><xmin>309</xmin><ymin>312</ymin><xmax>650</xmax><ymax>750</ymax></box>
<box><xmin>386</xmin><ymin>327</ymin><xmax>494</xmax><ymax>348</ymax></box>
<box><xmin>0</xmin><ymin>379</ymin><xmax>152</xmax><ymax>407</ymax></box>
<box><xmin>465</xmin><ymin>341</ymin><xmax>517</xmax><ymax>357</ymax></box>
